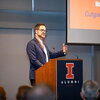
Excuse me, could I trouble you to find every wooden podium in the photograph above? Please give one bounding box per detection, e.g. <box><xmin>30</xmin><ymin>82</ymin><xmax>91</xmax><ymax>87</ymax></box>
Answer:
<box><xmin>36</xmin><ymin>59</ymin><xmax>57</xmax><ymax>92</ymax></box>
<box><xmin>36</xmin><ymin>59</ymin><xmax>83</xmax><ymax>100</ymax></box>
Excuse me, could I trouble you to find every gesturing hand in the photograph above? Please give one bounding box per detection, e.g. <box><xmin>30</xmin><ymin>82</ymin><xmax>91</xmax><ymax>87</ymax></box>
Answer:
<box><xmin>62</xmin><ymin>43</ymin><xmax>68</xmax><ymax>55</ymax></box>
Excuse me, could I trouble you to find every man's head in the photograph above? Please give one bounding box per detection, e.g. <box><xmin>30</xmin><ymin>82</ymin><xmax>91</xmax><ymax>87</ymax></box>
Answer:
<box><xmin>34</xmin><ymin>24</ymin><xmax>47</xmax><ymax>39</ymax></box>
<box><xmin>26</xmin><ymin>84</ymin><xmax>56</xmax><ymax>100</ymax></box>
<box><xmin>0</xmin><ymin>86</ymin><xmax>6</xmax><ymax>100</ymax></box>
<box><xmin>16</xmin><ymin>85</ymin><xmax>32</xmax><ymax>100</ymax></box>
<box><xmin>97</xmin><ymin>89</ymin><xmax>100</xmax><ymax>100</ymax></box>
<box><xmin>80</xmin><ymin>80</ymin><xmax>100</xmax><ymax>100</ymax></box>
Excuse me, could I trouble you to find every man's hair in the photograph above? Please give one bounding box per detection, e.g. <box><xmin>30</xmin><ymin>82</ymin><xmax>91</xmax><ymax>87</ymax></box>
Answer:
<box><xmin>26</xmin><ymin>84</ymin><xmax>56</xmax><ymax>100</ymax></box>
<box><xmin>16</xmin><ymin>85</ymin><xmax>32</xmax><ymax>100</ymax></box>
<box><xmin>81</xmin><ymin>80</ymin><xmax>100</xmax><ymax>99</ymax></box>
<box><xmin>34</xmin><ymin>24</ymin><xmax>46</xmax><ymax>34</ymax></box>
<box><xmin>0</xmin><ymin>86</ymin><xmax>6</xmax><ymax>100</ymax></box>
<box><xmin>97</xmin><ymin>89</ymin><xmax>100</xmax><ymax>100</ymax></box>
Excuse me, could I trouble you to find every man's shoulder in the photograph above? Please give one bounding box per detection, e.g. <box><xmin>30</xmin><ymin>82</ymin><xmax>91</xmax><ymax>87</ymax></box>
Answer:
<box><xmin>28</xmin><ymin>38</ymin><xmax>37</xmax><ymax>45</ymax></box>
<box><xmin>26</xmin><ymin>39</ymin><xmax>35</xmax><ymax>48</ymax></box>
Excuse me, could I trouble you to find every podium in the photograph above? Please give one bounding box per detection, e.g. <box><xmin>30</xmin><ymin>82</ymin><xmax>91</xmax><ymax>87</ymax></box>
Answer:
<box><xmin>36</xmin><ymin>59</ymin><xmax>83</xmax><ymax>100</ymax></box>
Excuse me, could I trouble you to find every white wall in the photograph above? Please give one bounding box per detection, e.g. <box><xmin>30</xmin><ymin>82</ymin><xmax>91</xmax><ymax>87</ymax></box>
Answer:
<box><xmin>0</xmin><ymin>29</ymin><xmax>32</xmax><ymax>100</ymax></box>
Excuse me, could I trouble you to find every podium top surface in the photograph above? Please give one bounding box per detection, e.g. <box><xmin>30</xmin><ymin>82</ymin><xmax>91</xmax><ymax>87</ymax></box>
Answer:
<box><xmin>50</xmin><ymin>58</ymin><xmax>82</xmax><ymax>61</ymax></box>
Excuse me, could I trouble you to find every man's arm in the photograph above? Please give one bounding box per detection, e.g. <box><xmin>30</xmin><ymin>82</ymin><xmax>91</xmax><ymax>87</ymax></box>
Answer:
<box><xmin>26</xmin><ymin>42</ymin><xmax>43</xmax><ymax>70</ymax></box>
<box><xmin>48</xmin><ymin>44</ymin><xmax>68</xmax><ymax>59</ymax></box>
<box><xmin>49</xmin><ymin>50</ymin><xmax>66</xmax><ymax>59</ymax></box>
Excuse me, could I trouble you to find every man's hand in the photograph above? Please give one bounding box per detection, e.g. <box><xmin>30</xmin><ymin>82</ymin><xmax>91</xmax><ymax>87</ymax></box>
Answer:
<box><xmin>62</xmin><ymin>43</ymin><xmax>68</xmax><ymax>55</ymax></box>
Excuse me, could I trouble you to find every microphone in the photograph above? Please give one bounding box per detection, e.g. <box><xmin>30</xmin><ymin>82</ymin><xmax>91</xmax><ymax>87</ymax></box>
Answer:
<box><xmin>52</xmin><ymin>47</ymin><xmax>55</xmax><ymax>52</ymax></box>
<box><xmin>74</xmin><ymin>55</ymin><xmax>79</xmax><ymax>59</ymax></box>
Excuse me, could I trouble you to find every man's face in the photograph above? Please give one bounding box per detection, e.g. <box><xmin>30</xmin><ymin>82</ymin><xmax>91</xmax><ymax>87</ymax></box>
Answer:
<box><xmin>35</xmin><ymin>25</ymin><xmax>46</xmax><ymax>39</ymax></box>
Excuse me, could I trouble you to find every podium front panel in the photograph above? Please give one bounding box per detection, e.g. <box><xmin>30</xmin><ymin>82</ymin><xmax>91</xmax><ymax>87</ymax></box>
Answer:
<box><xmin>57</xmin><ymin>60</ymin><xmax>83</xmax><ymax>100</ymax></box>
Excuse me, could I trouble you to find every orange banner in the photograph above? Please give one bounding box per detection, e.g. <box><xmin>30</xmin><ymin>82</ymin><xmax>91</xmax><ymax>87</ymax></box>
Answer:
<box><xmin>70</xmin><ymin>0</ymin><xmax>100</xmax><ymax>30</ymax></box>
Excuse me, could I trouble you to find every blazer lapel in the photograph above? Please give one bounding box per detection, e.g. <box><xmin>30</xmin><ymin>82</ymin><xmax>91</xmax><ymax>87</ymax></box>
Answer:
<box><xmin>34</xmin><ymin>38</ymin><xmax>45</xmax><ymax>55</ymax></box>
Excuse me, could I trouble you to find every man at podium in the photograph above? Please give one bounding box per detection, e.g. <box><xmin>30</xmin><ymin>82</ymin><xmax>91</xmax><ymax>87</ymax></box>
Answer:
<box><xmin>26</xmin><ymin>24</ymin><xmax>68</xmax><ymax>86</ymax></box>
